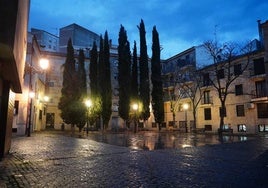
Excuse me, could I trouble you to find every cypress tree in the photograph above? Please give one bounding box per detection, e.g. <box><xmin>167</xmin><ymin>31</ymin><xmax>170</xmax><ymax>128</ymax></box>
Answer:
<box><xmin>118</xmin><ymin>25</ymin><xmax>131</xmax><ymax>123</ymax></box>
<box><xmin>58</xmin><ymin>38</ymin><xmax>77</xmax><ymax>124</ymax></box>
<box><xmin>89</xmin><ymin>41</ymin><xmax>98</xmax><ymax>96</ymax></box>
<box><xmin>76</xmin><ymin>49</ymin><xmax>87</xmax><ymax>132</ymax></box>
<box><xmin>138</xmin><ymin>19</ymin><xmax>150</xmax><ymax>121</ymax></box>
<box><xmin>151</xmin><ymin>26</ymin><xmax>164</xmax><ymax>130</ymax></box>
<box><xmin>101</xmin><ymin>31</ymin><xmax>112</xmax><ymax>129</ymax></box>
<box><xmin>88</xmin><ymin>41</ymin><xmax>102</xmax><ymax>128</ymax></box>
<box><xmin>131</xmin><ymin>40</ymin><xmax>138</xmax><ymax>100</ymax></box>
<box><xmin>98</xmin><ymin>35</ymin><xmax>104</xmax><ymax>94</ymax></box>
<box><xmin>78</xmin><ymin>49</ymin><xmax>87</xmax><ymax>98</ymax></box>
<box><xmin>59</xmin><ymin>38</ymin><xmax>86</xmax><ymax>134</ymax></box>
<box><xmin>98</xmin><ymin>35</ymin><xmax>104</xmax><ymax>130</ymax></box>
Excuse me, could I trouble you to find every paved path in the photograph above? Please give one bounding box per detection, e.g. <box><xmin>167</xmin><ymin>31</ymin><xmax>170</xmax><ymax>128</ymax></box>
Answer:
<box><xmin>0</xmin><ymin>132</ymin><xmax>267</xmax><ymax>187</ymax></box>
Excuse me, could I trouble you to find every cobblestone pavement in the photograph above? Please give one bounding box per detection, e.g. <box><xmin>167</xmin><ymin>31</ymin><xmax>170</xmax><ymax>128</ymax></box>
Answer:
<box><xmin>0</xmin><ymin>132</ymin><xmax>267</xmax><ymax>188</ymax></box>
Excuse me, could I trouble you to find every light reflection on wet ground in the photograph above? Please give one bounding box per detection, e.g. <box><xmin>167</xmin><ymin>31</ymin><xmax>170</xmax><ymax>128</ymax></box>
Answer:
<box><xmin>87</xmin><ymin>132</ymin><xmax>251</xmax><ymax>150</ymax></box>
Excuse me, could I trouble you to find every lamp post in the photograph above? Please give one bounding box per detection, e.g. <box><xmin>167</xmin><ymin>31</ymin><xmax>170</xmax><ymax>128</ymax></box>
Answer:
<box><xmin>132</xmin><ymin>103</ymin><xmax>138</xmax><ymax>133</ymax></box>
<box><xmin>27</xmin><ymin>91</ymin><xmax>35</xmax><ymax>137</ymax></box>
<box><xmin>183</xmin><ymin>103</ymin><xmax>189</xmax><ymax>133</ymax></box>
<box><xmin>85</xmin><ymin>99</ymin><xmax>92</xmax><ymax>135</ymax></box>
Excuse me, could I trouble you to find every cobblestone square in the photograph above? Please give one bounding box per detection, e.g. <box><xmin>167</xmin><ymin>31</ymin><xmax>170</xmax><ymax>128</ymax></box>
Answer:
<box><xmin>0</xmin><ymin>131</ymin><xmax>267</xmax><ymax>187</ymax></box>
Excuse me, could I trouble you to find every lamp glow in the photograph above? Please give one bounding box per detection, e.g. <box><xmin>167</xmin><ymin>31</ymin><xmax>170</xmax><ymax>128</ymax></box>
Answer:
<box><xmin>85</xmin><ymin>99</ymin><xmax>92</xmax><ymax>108</ymax></box>
<box><xmin>39</xmin><ymin>58</ymin><xmax>49</xmax><ymax>70</ymax></box>
<box><xmin>183</xmin><ymin>103</ymin><xmax>189</xmax><ymax>110</ymax></box>
<box><xmin>132</xmin><ymin>103</ymin><xmax>138</xmax><ymax>111</ymax></box>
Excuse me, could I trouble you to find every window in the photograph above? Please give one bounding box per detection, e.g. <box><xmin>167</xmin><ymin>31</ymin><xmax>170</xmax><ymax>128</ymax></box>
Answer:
<box><xmin>14</xmin><ymin>100</ymin><xmax>19</xmax><ymax>115</ymax></box>
<box><xmin>219</xmin><ymin>107</ymin><xmax>226</xmax><ymax>117</ymax></box>
<box><xmin>236</xmin><ymin>105</ymin><xmax>245</xmax><ymax>116</ymax></box>
<box><xmin>258</xmin><ymin>124</ymin><xmax>268</xmax><ymax>132</ymax></box>
<box><xmin>203</xmin><ymin>73</ymin><xmax>210</xmax><ymax>86</ymax></box>
<box><xmin>255</xmin><ymin>80</ymin><xmax>266</xmax><ymax>98</ymax></box>
<box><xmin>205</xmin><ymin>125</ymin><xmax>212</xmax><ymax>131</ymax></box>
<box><xmin>217</xmin><ymin>69</ymin><xmax>224</xmax><ymax>79</ymax></box>
<box><xmin>203</xmin><ymin>91</ymin><xmax>210</xmax><ymax>104</ymax></box>
<box><xmin>238</xmin><ymin>124</ymin><xmax>246</xmax><ymax>132</ymax></box>
<box><xmin>222</xmin><ymin>124</ymin><xmax>230</xmax><ymax>130</ymax></box>
<box><xmin>43</xmin><ymin>107</ymin><xmax>46</xmax><ymax>115</ymax></box>
<box><xmin>152</xmin><ymin>122</ymin><xmax>157</xmax><ymax>128</ymax></box>
<box><xmin>204</xmin><ymin>108</ymin><xmax>211</xmax><ymax>120</ymax></box>
<box><xmin>257</xmin><ymin>103</ymin><xmax>268</xmax><ymax>118</ymax></box>
<box><xmin>48</xmin><ymin>82</ymin><xmax>54</xmax><ymax>87</ymax></box>
<box><xmin>179</xmin><ymin>121</ymin><xmax>186</xmax><ymax>128</ymax></box>
<box><xmin>39</xmin><ymin>110</ymin><xmax>42</xmax><ymax>120</ymax></box>
<box><xmin>253</xmin><ymin>57</ymin><xmax>265</xmax><ymax>75</ymax></box>
<box><xmin>169</xmin><ymin>121</ymin><xmax>175</xmax><ymax>127</ymax></box>
<box><xmin>235</xmin><ymin>84</ymin><xmax>243</xmax><ymax>95</ymax></box>
<box><xmin>234</xmin><ymin>63</ymin><xmax>242</xmax><ymax>75</ymax></box>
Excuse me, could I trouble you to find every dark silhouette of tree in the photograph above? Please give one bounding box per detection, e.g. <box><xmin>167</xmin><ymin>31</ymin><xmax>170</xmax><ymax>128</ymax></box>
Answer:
<box><xmin>59</xmin><ymin>38</ymin><xmax>86</xmax><ymax>135</ymax></box>
<box><xmin>131</xmin><ymin>40</ymin><xmax>139</xmax><ymax>100</ymax></box>
<box><xmin>89</xmin><ymin>41</ymin><xmax>98</xmax><ymax>96</ymax></box>
<box><xmin>100</xmin><ymin>31</ymin><xmax>112</xmax><ymax>130</ymax></box>
<box><xmin>151</xmin><ymin>26</ymin><xmax>164</xmax><ymax>131</ymax></box>
<box><xmin>76</xmin><ymin>49</ymin><xmax>87</xmax><ymax>132</ymax></box>
<box><xmin>97</xmin><ymin>35</ymin><xmax>104</xmax><ymax>130</ymax></box>
<box><xmin>138</xmin><ymin>19</ymin><xmax>150</xmax><ymax>121</ymax></box>
<box><xmin>78</xmin><ymin>49</ymin><xmax>87</xmax><ymax>98</ymax></box>
<box><xmin>118</xmin><ymin>25</ymin><xmax>131</xmax><ymax>123</ymax></box>
<box><xmin>89</xmin><ymin>41</ymin><xmax>102</xmax><ymax>129</ymax></box>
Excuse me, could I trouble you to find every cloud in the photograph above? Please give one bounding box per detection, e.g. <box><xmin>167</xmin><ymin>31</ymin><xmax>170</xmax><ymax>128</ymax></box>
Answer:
<box><xmin>29</xmin><ymin>0</ymin><xmax>268</xmax><ymax>59</ymax></box>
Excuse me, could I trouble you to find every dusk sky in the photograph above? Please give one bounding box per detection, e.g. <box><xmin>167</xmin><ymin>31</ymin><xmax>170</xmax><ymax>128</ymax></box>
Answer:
<box><xmin>29</xmin><ymin>0</ymin><xmax>268</xmax><ymax>59</ymax></box>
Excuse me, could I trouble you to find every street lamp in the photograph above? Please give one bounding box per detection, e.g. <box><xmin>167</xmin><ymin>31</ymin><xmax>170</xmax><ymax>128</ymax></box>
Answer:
<box><xmin>183</xmin><ymin>103</ymin><xmax>189</xmax><ymax>133</ymax></box>
<box><xmin>132</xmin><ymin>103</ymin><xmax>139</xmax><ymax>133</ymax></box>
<box><xmin>85</xmin><ymin>99</ymin><xmax>92</xmax><ymax>135</ymax></box>
<box><xmin>43</xmin><ymin>96</ymin><xmax>49</xmax><ymax>102</ymax></box>
<box><xmin>39</xmin><ymin>58</ymin><xmax>49</xmax><ymax>70</ymax></box>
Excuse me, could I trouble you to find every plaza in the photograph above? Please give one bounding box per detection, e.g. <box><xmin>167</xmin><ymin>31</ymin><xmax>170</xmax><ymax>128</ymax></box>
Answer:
<box><xmin>0</xmin><ymin>131</ymin><xmax>267</xmax><ymax>187</ymax></box>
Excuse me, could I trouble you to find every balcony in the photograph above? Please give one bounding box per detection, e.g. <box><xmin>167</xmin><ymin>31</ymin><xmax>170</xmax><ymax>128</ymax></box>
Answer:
<box><xmin>251</xmin><ymin>90</ymin><xmax>268</xmax><ymax>102</ymax></box>
<box><xmin>249</xmin><ymin>73</ymin><xmax>266</xmax><ymax>81</ymax></box>
<box><xmin>201</xmin><ymin>97</ymin><xmax>213</xmax><ymax>105</ymax></box>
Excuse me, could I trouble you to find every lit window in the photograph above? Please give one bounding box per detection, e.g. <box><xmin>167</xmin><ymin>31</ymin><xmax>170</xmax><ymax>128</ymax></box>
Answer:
<box><xmin>238</xmin><ymin>124</ymin><xmax>246</xmax><ymax>132</ymax></box>
<box><xmin>236</xmin><ymin>105</ymin><xmax>245</xmax><ymax>116</ymax></box>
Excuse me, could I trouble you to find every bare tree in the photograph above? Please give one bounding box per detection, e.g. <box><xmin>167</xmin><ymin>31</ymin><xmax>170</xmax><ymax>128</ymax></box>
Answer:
<box><xmin>203</xmin><ymin>40</ymin><xmax>254</xmax><ymax>135</ymax></box>
<box><xmin>173</xmin><ymin>64</ymin><xmax>207</xmax><ymax>131</ymax></box>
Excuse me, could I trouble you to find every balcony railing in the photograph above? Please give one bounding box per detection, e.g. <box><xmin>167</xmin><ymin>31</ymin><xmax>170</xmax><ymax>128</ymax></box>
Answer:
<box><xmin>251</xmin><ymin>90</ymin><xmax>268</xmax><ymax>99</ymax></box>
<box><xmin>201</xmin><ymin>97</ymin><xmax>213</xmax><ymax>105</ymax></box>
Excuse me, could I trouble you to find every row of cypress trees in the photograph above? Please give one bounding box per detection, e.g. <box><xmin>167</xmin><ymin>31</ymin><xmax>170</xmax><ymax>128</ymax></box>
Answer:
<box><xmin>59</xmin><ymin>31</ymin><xmax>112</xmax><ymax>131</ymax></box>
<box><xmin>118</xmin><ymin>19</ymin><xmax>164</xmax><ymax>129</ymax></box>
<box><xmin>59</xmin><ymin>19</ymin><xmax>164</xmax><ymax>131</ymax></box>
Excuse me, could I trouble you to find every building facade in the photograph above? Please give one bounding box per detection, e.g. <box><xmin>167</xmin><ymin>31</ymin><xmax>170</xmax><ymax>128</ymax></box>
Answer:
<box><xmin>31</xmin><ymin>28</ymin><xmax>59</xmax><ymax>52</ymax></box>
<box><xmin>162</xmin><ymin>45</ymin><xmax>213</xmax><ymax>131</ymax></box>
<box><xmin>59</xmin><ymin>23</ymin><xmax>100</xmax><ymax>57</ymax></box>
<box><xmin>0</xmin><ymin>0</ymin><xmax>30</xmax><ymax>159</ymax></box>
<box><xmin>14</xmin><ymin>20</ymin><xmax>268</xmax><ymax>136</ymax></box>
<box><xmin>13</xmin><ymin>33</ymin><xmax>47</xmax><ymax>135</ymax></box>
<box><xmin>162</xmin><ymin>20</ymin><xmax>268</xmax><ymax>134</ymax></box>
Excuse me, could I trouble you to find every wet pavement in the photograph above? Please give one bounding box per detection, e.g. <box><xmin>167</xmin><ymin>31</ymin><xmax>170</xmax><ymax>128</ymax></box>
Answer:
<box><xmin>86</xmin><ymin>131</ymin><xmax>251</xmax><ymax>150</ymax></box>
<box><xmin>0</xmin><ymin>131</ymin><xmax>267</xmax><ymax>187</ymax></box>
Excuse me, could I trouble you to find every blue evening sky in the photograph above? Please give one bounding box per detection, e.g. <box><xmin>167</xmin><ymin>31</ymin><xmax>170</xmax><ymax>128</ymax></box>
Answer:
<box><xmin>29</xmin><ymin>0</ymin><xmax>268</xmax><ymax>59</ymax></box>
